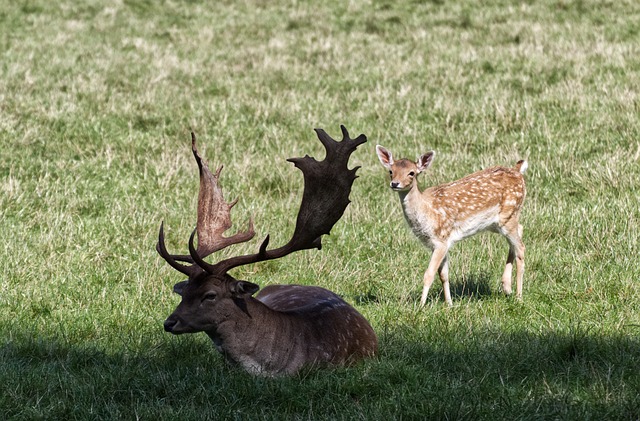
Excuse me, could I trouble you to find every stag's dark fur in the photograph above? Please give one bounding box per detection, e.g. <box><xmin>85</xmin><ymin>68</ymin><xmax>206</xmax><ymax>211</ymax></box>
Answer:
<box><xmin>165</xmin><ymin>279</ymin><xmax>377</xmax><ymax>376</ymax></box>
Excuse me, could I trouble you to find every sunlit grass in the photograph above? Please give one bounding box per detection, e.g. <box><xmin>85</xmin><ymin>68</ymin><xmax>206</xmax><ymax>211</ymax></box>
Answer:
<box><xmin>1</xmin><ymin>0</ymin><xmax>639</xmax><ymax>419</ymax></box>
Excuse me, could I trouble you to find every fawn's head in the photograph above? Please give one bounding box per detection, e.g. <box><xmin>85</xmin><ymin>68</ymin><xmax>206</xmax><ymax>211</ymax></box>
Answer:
<box><xmin>376</xmin><ymin>145</ymin><xmax>434</xmax><ymax>191</ymax></box>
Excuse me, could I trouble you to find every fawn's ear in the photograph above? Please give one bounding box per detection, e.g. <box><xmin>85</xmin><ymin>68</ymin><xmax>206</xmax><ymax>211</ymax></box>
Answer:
<box><xmin>376</xmin><ymin>145</ymin><xmax>394</xmax><ymax>169</ymax></box>
<box><xmin>417</xmin><ymin>151</ymin><xmax>435</xmax><ymax>173</ymax></box>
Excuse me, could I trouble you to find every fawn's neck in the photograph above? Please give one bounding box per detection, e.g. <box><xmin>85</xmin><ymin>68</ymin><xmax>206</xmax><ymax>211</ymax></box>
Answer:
<box><xmin>397</xmin><ymin>182</ymin><xmax>429</xmax><ymax>213</ymax></box>
<box><xmin>396</xmin><ymin>182</ymin><xmax>439</xmax><ymax>247</ymax></box>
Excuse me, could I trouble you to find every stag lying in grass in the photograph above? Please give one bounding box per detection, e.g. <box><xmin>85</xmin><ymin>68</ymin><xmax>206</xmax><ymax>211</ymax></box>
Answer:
<box><xmin>376</xmin><ymin>145</ymin><xmax>527</xmax><ymax>307</ymax></box>
<box><xmin>157</xmin><ymin>126</ymin><xmax>377</xmax><ymax>376</ymax></box>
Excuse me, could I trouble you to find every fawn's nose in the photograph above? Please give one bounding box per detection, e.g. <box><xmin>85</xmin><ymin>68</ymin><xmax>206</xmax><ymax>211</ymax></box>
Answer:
<box><xmin>390</xmin><ymin>181</ymin><xmax>400</xmax><ymax>189</ymax></box>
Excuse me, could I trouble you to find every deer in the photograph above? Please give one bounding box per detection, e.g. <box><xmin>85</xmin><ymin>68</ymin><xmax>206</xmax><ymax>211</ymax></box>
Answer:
<box><xmin>156</xmin><ymin>126</ymin><xmax>377</xmax><ymax>376</ymax></box>
<box><xmin>375</xmin><ymin>145</ymin><xmax>527</xmax><ymax>307</ymax></box>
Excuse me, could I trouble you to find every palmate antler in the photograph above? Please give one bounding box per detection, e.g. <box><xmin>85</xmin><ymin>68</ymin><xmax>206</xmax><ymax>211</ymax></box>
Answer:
<box><xmin>157</xmin><ymin>125</ymin><xmax>367</xmax><ymax>281</ymax></box>
<box><xmin>156</xmin><ymin>132</ymin><xmax>255</xmax><ymax>279</ymax></box>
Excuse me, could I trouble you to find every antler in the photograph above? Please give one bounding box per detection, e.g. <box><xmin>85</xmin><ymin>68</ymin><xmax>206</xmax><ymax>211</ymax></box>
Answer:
<box><xmin>156</xmin><ymin>132</ymin><xmax>255</xmax><ymax>278</ymax></box>
<box><xmin>190</xmin><ymin>125</ymin><xmax>367</xmax><ymax>276</ymax></box>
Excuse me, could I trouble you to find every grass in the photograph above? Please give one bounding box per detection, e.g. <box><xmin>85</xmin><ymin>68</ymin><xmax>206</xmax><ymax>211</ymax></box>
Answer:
<box><xmin>1</xmin><ymin>0</ymin><xmax>639</xmax><ymax>419</ymax></box>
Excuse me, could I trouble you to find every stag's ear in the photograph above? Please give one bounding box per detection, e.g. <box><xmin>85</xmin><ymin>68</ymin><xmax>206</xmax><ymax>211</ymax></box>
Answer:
<box><xmin>173</xmin><ymin>280</ymin><xmax>188</xmax><ymax>296</ymax></box>
<box><xmin>230</xmin><ymin>280</ymin><xmax>260</xmax><ymax>297</ymax></box>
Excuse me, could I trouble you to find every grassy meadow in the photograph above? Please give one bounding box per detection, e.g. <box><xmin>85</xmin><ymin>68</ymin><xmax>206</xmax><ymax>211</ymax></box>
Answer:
<box><xmin>1</xmin><ymin>0</ymin><xmax>639</xmax><ymax>419</ymax></box>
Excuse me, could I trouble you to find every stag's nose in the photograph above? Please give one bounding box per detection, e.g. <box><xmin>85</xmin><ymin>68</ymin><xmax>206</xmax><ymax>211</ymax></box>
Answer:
<box><xmin>164</xmin><ymin>318</ymin><xmax>177</xmax><ymax>333</ymax></box>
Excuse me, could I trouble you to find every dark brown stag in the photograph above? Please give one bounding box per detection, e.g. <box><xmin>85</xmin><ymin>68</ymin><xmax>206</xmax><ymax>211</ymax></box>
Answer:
<box><xmin>157</xmin><ymin>126</ymin><xmax>377</xmax><ymax>376</ymax></box>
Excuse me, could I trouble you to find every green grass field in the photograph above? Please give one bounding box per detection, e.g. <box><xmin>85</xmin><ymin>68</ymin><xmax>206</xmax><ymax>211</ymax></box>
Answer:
<box><xmin>2</xmin><ymin>0</ymin><xmax>639</xmax><ymax>419</ymax></box>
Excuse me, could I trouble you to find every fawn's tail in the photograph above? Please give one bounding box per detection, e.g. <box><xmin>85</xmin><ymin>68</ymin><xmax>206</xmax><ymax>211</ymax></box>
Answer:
<box><xmin>515</xmin><ymin>160</ymin><xmax>528</xmax><ymax>174</ymax></box>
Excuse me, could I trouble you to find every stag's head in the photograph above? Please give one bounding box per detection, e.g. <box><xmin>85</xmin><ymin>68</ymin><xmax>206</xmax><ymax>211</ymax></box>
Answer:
<box><xmin>157</xmin><ymin>127</ymin><xmax>367</xmax><ymax>337</ymax></box>
<box><xmin>162</xmin><ymin>272</ymin><xmax>259</xmax><ymax>334</ymax></box>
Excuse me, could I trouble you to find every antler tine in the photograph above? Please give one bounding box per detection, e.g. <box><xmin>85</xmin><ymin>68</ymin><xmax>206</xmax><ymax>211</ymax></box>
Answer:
<box><xmin>156</xmin><ymin>221</ymin><xmax>203</xmax><ymax>278</ymax></box>
<box><xmin>204</xmin><ymin>125</ymin><xmax>367</xmax><ymax>276</ymax></box>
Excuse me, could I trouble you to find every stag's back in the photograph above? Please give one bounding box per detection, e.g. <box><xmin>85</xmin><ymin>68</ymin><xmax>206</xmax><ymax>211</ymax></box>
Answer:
<box><xmin>256</xmin><ymin>285</ymin><xmax>378</xmax><ymax>366</ymax></box>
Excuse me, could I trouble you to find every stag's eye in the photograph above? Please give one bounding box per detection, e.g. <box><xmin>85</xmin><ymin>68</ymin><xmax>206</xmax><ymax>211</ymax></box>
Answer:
<box><xmin>388</xmin><ymin>170</ymin><xmax>392</xmax><ymax>176</ymax></box>
<box><xmin>408</xmin><ymin>171</ymin><xmax>415</xmax><ymax>177</ymax></box>
<box><xmin>202</xmin><ymin>292</ymin><xmax>217</xmax><ymax>302</ymax></box>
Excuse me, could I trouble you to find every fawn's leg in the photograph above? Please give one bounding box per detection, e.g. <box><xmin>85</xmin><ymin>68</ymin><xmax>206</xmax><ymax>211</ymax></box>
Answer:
<box><xmin>421</xmin><ymin>246</ymin><xmax>448</xmax><ymax>306</ymax></box>
<box><xmin>501</xmin><ymin>245</ymin><xmax>515</xmax><ymax>295</ymax></box>
<box><xmin>502</xmin><ymin>223</ymin><xmax>525</xmax><ymax>299</ymax></box>
<box><xmin>438</xmin><ymin>255</ymin><xmax>452</xmax><ymax>306</ymax></box>
<box><xmin>514</xmin><ymin>224</ymin><xmax>525</xmax><ymax>299</ymax></box>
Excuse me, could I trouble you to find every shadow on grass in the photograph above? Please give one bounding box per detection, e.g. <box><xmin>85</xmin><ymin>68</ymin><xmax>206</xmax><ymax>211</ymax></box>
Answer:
<box><xmin>375</xmin><ymin>328</ymin><xmax>640</xmax><ymax>419</ymax></box>
<box><xmin>450</xmin><ymin>272</ymin><xmax>494</xmax><ymax>300</ymax></box>
<box><xmin>398</xmin><ymin>272</ymin><xmax>495</xmax><ymax>305</ymax></box>
<box><xmin>2</xmin><ymin>327</ymin><xmax>639</xmax><ymax>419</ymax></box>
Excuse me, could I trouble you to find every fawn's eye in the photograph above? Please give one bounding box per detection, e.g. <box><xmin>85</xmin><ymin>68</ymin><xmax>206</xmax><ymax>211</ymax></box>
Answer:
<box><xmin>409</xmin><ymin>171</ymin><xmax>415</xmax><ymax>177</ymax></box>
<box><xmin>389</xmin><ymin>170</ymin><xmax>393</xmax><ymax>175</ymax></box>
